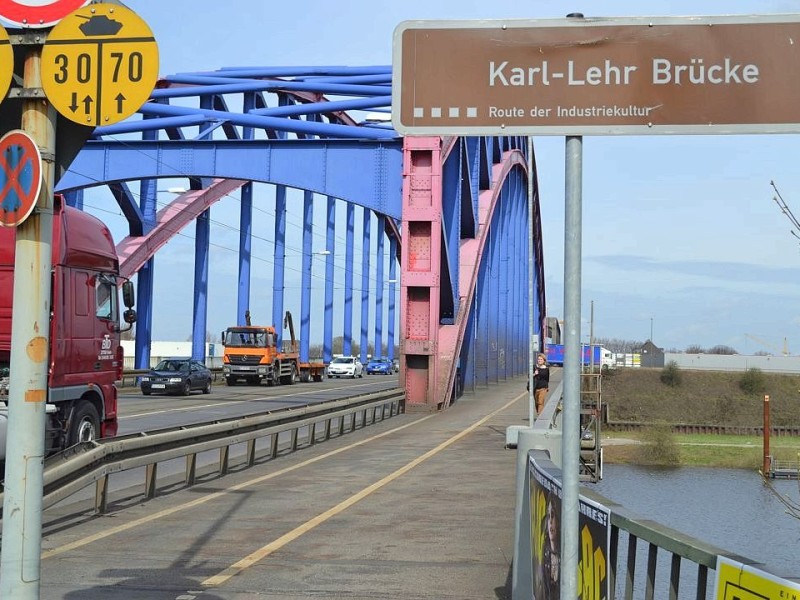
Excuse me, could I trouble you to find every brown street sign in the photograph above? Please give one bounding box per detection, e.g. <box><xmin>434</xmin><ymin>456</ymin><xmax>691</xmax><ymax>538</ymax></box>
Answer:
<box><xmin>391</xmin><ymin>15</ymin><xmax>800</xmax><ymax>136</ymax></box>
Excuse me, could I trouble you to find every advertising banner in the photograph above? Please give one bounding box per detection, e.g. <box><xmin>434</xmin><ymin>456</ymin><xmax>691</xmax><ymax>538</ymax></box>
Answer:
<box><xmin>529</xmin><ymin>455</ymin><xmax>610</xmax><ymax>599</ymax></box>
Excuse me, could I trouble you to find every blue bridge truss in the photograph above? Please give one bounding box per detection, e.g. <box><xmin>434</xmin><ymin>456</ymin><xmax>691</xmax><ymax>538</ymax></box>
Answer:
<box><xmin>55</xmin><ymin>65</ymin><xmax>547</xmax><ymax>409</ymax></box>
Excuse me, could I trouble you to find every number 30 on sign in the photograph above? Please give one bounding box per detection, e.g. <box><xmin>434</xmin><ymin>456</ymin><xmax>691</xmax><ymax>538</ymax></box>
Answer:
<box><xmin>41</xmin><ymin>3</ymin><xmax>158</xmax><ymax>127</ymax></box>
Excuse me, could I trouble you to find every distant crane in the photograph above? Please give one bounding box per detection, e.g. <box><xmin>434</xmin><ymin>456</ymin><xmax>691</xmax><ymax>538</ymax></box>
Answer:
<box><xmin>745</xmin><ymin>333</ymin><xmax>790</xmax><ymax>356</ymax></box>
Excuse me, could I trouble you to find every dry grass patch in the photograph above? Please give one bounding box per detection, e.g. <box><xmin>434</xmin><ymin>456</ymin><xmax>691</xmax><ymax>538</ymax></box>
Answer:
<box><xmin>602</xmin><ymin>368</ymin><xmax>800</xmax><ymax>427</ymax></box>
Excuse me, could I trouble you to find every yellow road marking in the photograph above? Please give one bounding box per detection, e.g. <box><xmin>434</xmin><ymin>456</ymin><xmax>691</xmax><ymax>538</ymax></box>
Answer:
<box><xmin>41</xmin><ymin>412</ymin><xmax>435</xmax><ymax>560</ymax></box>
<box><xmin>202</xmin><ymin>393</ymin><xmax>522</xmax><ymax>588</ymax></box>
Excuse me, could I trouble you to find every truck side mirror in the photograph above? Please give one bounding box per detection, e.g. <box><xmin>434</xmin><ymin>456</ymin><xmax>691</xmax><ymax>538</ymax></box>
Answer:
<box><xmin>122</xmin><ymin>281</ymin><xmax>135</xmax><ymax>308</ymax></box>
<box><xmin>123</xmin><ymin>308</ymin><xmax>136</xmax><ymax>324</ymax></box>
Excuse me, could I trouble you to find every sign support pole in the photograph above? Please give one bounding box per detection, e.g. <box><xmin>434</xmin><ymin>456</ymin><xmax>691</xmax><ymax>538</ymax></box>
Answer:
<box><xmin>527</xmin><ymin>136</ymin><xmax>535</xmax><ymax>425</ymax></box>
<box><xmin>0</xmin><ymin>45</ymin><xmax>56</xmax><ymax>599</ymax></box>
<box><xmin>561</xmin><ymin>134</ymin><xmax>582</xmax><ymax>600</ymax></box>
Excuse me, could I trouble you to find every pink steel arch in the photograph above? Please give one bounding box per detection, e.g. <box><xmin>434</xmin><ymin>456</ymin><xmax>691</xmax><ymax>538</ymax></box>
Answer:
<box><xmin>400</xmin><ymin>136</ymin><xmax>528</xmax><ymax>410</ymax></box>
<box><xmin>117</xmin><ymin>178</ymin><xmax>246</xmax><ymax>279</ymax></box>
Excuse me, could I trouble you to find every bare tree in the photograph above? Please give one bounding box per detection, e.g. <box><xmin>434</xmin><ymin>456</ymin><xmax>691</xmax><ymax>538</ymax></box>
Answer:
<box><xmin>593</xmin><ymin>337</ymin><xmax>644</xmax><ymax>353</ymax></box>
<box><xmin>708</xmin><ymin>344</ymin><xmax>738</xmax><ymax>355</ymax></box>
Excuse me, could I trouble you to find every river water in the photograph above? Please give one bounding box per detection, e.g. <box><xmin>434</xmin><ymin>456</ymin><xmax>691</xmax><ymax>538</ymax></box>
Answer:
<box><xmin>590</xmin><ymin>465</ymin><xmax>800</xmax><ymax>577</ymax></box>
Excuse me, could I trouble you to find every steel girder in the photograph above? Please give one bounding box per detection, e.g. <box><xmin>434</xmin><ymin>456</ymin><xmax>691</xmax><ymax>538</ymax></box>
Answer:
<box><xmin>50</xmin><ymin>65</ymin><xmax>546</xmax><ymax>408</ymax></box>
<box><xmin>58</xmin><ymin>139</ymin><xmax>404</xmax><ymax>221</ymax></box>
<box><xmin>54</xmin><ymin>67</ymin><xmax>405</xmax><ymax>369</ymax></box>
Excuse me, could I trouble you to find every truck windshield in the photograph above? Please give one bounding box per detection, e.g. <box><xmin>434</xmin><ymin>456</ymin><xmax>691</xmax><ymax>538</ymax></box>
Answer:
<box><xmin>224</xmin><ymin>329</ymin><xmax>269</xmax><ymax>348</ymax></box>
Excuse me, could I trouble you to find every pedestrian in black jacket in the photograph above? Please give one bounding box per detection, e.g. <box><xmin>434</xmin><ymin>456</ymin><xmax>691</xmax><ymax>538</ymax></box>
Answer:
<box><xmin>533</xmin><ymin>353</ymin><xmax>549</xmax><ymax>415</ymax></box>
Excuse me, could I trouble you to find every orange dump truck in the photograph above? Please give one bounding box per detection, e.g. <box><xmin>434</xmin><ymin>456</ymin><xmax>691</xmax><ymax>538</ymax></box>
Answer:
<box><xmin>221</xmin><ymin>311</ymin><xmax>326</xmax><ymax>386</ymax></box>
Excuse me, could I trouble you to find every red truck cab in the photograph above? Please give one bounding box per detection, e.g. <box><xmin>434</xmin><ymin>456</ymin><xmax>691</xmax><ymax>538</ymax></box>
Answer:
<box><xmin>0</xmin><ymin>195</ymin><xmax>135</xmax><ymax>457</ymax></box>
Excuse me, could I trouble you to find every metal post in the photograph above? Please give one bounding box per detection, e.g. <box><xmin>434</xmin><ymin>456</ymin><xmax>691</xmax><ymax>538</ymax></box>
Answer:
<box><xmin>763</xmin><ymin>394</ymin><xmax>771</xmax><ymax>476</ymax></box>
<box><xmin>527</xmin><ymin>136</ymin><xmax>535</xmax><ymax>423</ymax></box>
<box><xmin>589</xmin><ymin>299</ymin><xmax>595</xmax><ymax>373</ymax></box>
<box><xmin>0</xmin><ymin>45</ymin><xmax>56</xmax><ymax>599</ymax></box>
<box><xmin>561</xmin><ymin>134</ymin><xmax>583</xmax><ymax>600</ymax></box>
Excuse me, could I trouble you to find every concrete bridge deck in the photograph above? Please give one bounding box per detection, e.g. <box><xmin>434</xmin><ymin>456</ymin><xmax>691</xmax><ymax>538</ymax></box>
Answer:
<box><xmin>39</xmin><ymin>379</ymin><xmax>530</xmax><ymax>599</ymax></box>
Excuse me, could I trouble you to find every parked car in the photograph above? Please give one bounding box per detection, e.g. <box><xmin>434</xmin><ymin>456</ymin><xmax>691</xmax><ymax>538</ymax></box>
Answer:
<box><xmin>326</xmin><ymin>356</ymin><xmax>363</xmax><ymax>378</ymax></box>
<box><xmin>366</xmin><ymin>358</ymin><xmax>393</xmax><ymax>375</ymax></box>
<box><xmin>140</xmin><ymin>358</ymin><xmax>212</xmax><ymax>396</ymax></box>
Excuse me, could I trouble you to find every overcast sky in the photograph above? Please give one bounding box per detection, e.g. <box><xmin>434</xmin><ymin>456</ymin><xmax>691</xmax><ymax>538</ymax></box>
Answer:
<box><xmin>22</xmin><ymin>0</ymin><xmax>800</xmax><ymax>354</ymax></box>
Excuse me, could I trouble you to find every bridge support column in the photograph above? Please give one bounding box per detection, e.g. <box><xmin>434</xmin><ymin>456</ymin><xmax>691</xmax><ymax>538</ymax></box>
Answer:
<box><xmin>401</xmin><ymin>138</ymin><xmax>529</xmax><ymax>410</ymax></box>
<box><xmin>400</xmin><ymin>137</ymin><xmax>442</xmax><ymax>410</ymax></box>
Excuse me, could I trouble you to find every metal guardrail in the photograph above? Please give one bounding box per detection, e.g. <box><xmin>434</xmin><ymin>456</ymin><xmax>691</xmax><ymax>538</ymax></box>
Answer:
<box><xmin>605</xmin><ymin>420</ymin><xmax>800</xmax><ymax>436</ymax></box>
<box><xmin>0</xmin><ymin>388</ymin><xmax>404</xmax><ymax>516</ymax></box>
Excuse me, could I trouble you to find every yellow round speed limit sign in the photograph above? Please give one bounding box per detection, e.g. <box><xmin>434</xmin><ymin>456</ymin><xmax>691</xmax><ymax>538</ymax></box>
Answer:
<box><xmin>41</xmin><ymin>3</ymin><xmax>158</xmax><ymax>126</ymax></box>
<box><xmin>0</xmin><ymin>25</ymin><xmax>11</xmax><ymax>102</ymax></box>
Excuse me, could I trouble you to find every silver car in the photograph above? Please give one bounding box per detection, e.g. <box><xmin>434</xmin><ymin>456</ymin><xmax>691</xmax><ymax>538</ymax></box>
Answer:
<box><xmin>326</xmin><ymin>356</ymin><xmax>364</xmax><ymax>378</ymax></box>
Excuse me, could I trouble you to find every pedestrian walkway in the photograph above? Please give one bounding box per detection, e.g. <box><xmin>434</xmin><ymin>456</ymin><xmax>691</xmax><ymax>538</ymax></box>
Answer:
<box><xmin>40</xmin><ymin>378</ymin><xmax>531</xmax><ymax>599</ymax></box>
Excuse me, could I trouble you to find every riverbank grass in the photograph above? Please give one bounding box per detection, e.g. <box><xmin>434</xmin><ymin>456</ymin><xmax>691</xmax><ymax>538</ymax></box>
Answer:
<box><xmin>603</xmin><ymin>431</ymin><xmax>800</xmax><ymax>470</ymax></box>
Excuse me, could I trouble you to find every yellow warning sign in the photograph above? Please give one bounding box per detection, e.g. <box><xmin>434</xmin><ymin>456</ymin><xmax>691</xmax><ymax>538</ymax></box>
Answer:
<box><xmin>41</xmin><ymin>3</ymin><xmax>158</xmax><ymax>126</ymax></box>
<box><xmin>0</xmin><ymin>25</ymin><xmax>12</xmax><ymax>101</ymax></box>
<box><xmin>716</xmin><ymin>557</ymin><xmax>800</xmax><ymax>600</ymax></box>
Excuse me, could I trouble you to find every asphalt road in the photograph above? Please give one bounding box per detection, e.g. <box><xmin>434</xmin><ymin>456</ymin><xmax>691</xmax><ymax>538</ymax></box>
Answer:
<box><xmin>117</xmin><ymin>375</ymin><xmax>401</xmax><ymax>435</ymax></box>
<box><xmin>36</xmin><ymin>379</ymin><xmax>525</xmax><ymax>599</ymax></box>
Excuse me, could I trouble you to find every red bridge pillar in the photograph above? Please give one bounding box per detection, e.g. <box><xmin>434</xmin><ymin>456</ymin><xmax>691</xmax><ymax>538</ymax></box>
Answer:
<box><xmin>400</xmin><ymin>137</ymin><xmax>443</xmax><ymax>411</ymax></box>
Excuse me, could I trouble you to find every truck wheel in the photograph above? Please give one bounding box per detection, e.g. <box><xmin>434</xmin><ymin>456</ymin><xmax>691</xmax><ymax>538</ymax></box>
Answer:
<box><xmin>281</xmin><ymin>365</ymin><xmax>297</xmax><ymax>385</ymax></box>
<box><xmin>225</xmin><ymin>377</ymin><xmax>234</xmax><ymax>386</ymax></box>
<box><xmin>300</xmin><ymin>371</ymin><xmax>310</xmax><ymax>383</ymax></box>
<box><xmin>67</xmin><ymin>402</ymin><xmax>100</xmax><ymax>447</ymax></box>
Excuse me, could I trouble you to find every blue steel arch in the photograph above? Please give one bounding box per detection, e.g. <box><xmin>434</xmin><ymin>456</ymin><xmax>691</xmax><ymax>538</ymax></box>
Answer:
<box><xmin>54</xmin><ymin>65</ymin><xmax>546</xmax><ymax>406</ymax></box>
<box><xmin>59</xmin><ymin>140</ymin><xmax>403</xmax><ymax>220</ymax></box>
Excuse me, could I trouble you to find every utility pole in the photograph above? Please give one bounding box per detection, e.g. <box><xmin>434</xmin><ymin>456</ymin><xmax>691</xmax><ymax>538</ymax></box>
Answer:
<box><xmin>589</xmin><ymin>300</ymin><xmax>595</xmax><ymax>372</ymax></box>
<box><xmin>0</xmin><ymin>5</ymin><xmax>158</xmax><ymax>596</ymax></box>
<box><xmin>0</xmin><ymin>40</ymin><xmax>56</xmax><ymax>600</ymax></box>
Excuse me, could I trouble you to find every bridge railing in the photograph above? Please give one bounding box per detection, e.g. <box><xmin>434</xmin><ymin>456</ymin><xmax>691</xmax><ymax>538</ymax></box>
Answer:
<box><xmin>515</xmin><ymin>449</ymin><xmax>768</xmax><ymax>600</ymax></box>
<box><xmin>580</xmin><ymin>480</ymin><xmax>766</xmax><ymax>600</ymax></box>
<box><xmin>512</xmin><ymin>377</ymin><xmax>770</xmax><ymax>599</ymax></box>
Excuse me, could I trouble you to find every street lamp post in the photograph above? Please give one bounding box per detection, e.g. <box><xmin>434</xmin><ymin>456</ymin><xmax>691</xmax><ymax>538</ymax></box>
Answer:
<box><xmin>313</xmin><ymin>250</ymin><xmax>332</xmax><ymax>362</ymax></box>
<box><xmin>386</xmin><ymin>278</ymin><xmax>398</xmax><ymax>361</ymax></box>
<box><xmin>301</xmin><ymin>249</ymin><xmax>331</xmax><ymax>362</ymax></box>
